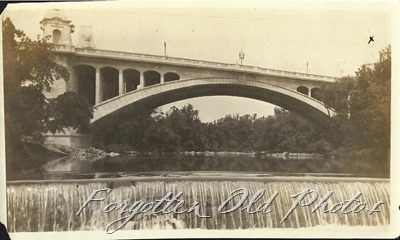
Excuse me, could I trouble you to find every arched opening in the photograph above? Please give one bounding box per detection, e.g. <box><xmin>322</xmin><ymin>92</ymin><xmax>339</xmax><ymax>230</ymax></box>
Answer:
<box><xmin>123</xmin><ymin>69</ymin><xmax>140</xmax><ymax>93</ymax></box>
<box><xmin>101</xmin><ymin>67</ymin><xmax>119</xmax><ymax>101</ymax></box>
<box><xmin>74</xmin><ymin>65</ymin><xmax>95</xmax><ymax>105</ymax></box>
<box><xmin>91</xmin><ymin>79</ymin><xmax>335</xmax><ymax>137</ymax></box>
<box><xmin>53</xmin><ymin>29</ymin><xmax>61</xmax><ymax>44</ymax></box>
<box><xmin>144</xmin><ymin>70</ymin><xmax>161</xmax><ymax>87</ymax></box>
<box><xmin>164</xmin><ymin>72</ymin><xmax>180</xmax><ymax>82</ymax></box>
<box><xmin>311</xmin><ymin>87</ymin><xmax>322</xmax><ymax>101</ymax></box>
<box><xmin>297</xmin><ymin>86</ymin><xmax>309</xmax><ymax>96</ymax></box>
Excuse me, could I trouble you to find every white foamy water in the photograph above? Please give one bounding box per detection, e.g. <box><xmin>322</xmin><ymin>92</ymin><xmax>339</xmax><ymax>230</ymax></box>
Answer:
<box><xmin>7</xmin><ymin>178</ymin><xmax>389</xmax><ymax>233</ymax></box>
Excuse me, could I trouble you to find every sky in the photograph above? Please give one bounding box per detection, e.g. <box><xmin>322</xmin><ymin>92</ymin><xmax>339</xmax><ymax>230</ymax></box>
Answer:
<box><xmin>2</xmin><ymin>1</ymin><xmax>393</xmax><ymax>122</ymax></box>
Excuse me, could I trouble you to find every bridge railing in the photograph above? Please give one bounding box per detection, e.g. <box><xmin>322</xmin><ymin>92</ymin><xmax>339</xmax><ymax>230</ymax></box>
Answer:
<box><xmin>55</xmin><ymin>44</ymin><xmax>338</xmax><ymax>83</ymax></box>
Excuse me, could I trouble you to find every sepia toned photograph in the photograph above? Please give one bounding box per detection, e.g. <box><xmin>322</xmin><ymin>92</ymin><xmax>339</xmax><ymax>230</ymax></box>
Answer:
<box><xmin>0</xmin><ymin>1</ymin><xmax>398</xmax><ymax>239</ymax></box>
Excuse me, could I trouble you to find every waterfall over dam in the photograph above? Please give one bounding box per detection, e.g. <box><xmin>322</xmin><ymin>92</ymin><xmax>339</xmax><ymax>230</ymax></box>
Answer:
<box><xmin>7</xmin><ymin>178</ymin><xmax>389</xmax><ymax>232</ymax></box>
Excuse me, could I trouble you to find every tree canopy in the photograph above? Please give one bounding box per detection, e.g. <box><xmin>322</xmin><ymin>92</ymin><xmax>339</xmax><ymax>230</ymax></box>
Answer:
<box><xmin>3</xmin><ymin>17</ymin><xmax>93</xmax><ymax>147</ymax></box>
<box><xmin>3</xmin><ymin>17</ymin><xmax>69</xmax><ymax>94</ymax></box>
<box><xmin>320</xmin><ymin>45</ymin><xmax>391</xmax><ymax>152</ymax></box>
<box><xmin>104</xmin><ymin>104</ymin><xmax>331</xmax><ymax>154</ymax></box>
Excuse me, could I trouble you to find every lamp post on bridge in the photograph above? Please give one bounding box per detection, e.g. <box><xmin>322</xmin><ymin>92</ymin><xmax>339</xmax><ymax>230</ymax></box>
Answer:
<box><xmin>164</xmin><ymin>41</ymin><xmax>167</xmax><ymax>57</ymax></box>
<box><xmin>239</xmin><ymin>49</ymin><xmax>245</xmax><ymax>65</ymax></box>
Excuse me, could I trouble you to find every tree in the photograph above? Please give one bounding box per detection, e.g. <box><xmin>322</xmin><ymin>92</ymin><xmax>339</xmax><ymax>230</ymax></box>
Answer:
<box><xmin>5</xmin><ymin>86</ymin><xmax>47</xmax><ymax>142</ymax></box>
<box><xmin>46</xmin><ymin>91</ymin><xmax>93</xmax><ymax>134</ymax></box>
<box><xmin>3</xmin><ymin>17</ymin><xmax>69</xmax><ymax>95</ymax></box>
<box><xmin>319</xmin><ymin>76</ymin><xmax>356</xmax><ymax>148</ymax></box>
<box><xmin>321</xmin><ymin>45</ymin><xmax>391</xmax><ymax>153</ymax></box>
<box><xmin>349</xmin><ymin>46</ymin><xmax>390</xmax><ymax>150</ymax></box>
<box><xmin>3</xmin><ymin>17</ymin><xmax>93</xmax><ymax>149</ymax></box>
<box><xmin>3</xmin><ymin>17</ymin><xmax>68</xmax><ymax>143</ymax></box>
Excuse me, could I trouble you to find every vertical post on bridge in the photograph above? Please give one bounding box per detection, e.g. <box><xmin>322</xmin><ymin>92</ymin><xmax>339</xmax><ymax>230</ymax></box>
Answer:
<box><xmin>164</xmin><ymin>41</ymin><xmax>167</xmax><ymax>57</ymax></box>
<box><xmin>160</xmin><ymin>74</ymin><xmax>164</xmax><ymax>84</ymax></box>
<box><xmin>95</xmin><ymin>68</ymin><xmax>101</xmax><ymax>104</ymax></box>
<box><xmin>239</xmin><ymin>49</ymin><xmax>245</xmax><ymax>65</ymax></box>
<box><xmin>140</xmin><ymin>72</ymin><xmax>144</xmax><ymax>89</ymax></box>
<box><xmin>118</xmin><ymin>70</ymin><xmax>124</xmax><ymax>95</ymax></box>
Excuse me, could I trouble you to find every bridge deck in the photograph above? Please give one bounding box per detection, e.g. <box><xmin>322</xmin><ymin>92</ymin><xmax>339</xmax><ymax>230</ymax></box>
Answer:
<box><xmin>55</xmin><ymin>44</ymin><xmax>338</xmax><ymax>83</ymax></box>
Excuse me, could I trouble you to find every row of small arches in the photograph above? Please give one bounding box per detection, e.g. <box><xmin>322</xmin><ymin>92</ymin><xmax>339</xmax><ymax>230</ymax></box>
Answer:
<box><xmin>296</xmin><ymin>86</ymin><xmax>322</xmax><ymax>101</ymax></box>
<box><xmin>72</xmin><ymin>65</ymin><xmax>323</xmax><ymax>105</ymax></box>
<box><xmin>73</xmin><ymin>65</ymin><xmax>180</xmax><ymax>105</ymax></box>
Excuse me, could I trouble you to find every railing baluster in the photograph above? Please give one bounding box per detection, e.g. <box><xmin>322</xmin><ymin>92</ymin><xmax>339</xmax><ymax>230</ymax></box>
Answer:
<box><xmin>60</xmin><ymin>45</ymin><xmax>338</xmax><ymax>82</ymax></box>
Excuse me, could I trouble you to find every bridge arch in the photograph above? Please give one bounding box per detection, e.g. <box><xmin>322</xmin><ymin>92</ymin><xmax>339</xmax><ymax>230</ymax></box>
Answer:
<box><xmin>297</xmin><ymin>86</ymin><xmax>309</xmax><ymax>96</ymax></box>
<box><xmin>164</xmin><ymin>72</ymin><xmax>180</xmax><ymax>82</ymax></box>
<box><xmin>91</xmin><ymin>77</ymin><xmax>335</xmax><ymax>145</ymax></box>
<box><xmin>123</xmin><ymin>68</ymin><xmax>140</xmax><ymax>93</ymax></box>
<box><xmin>100</xmin><ymin>67</ymin><xmax>119</xmax><ymax>101</ymax></box>
<box><xmin>73</xmin><ymin>65</ymin><xmax>96</xmax><ymax>105</ymax></box>
<box><xmin>311</xmin><ymin>87</ymin><xmax>322</xmax><ymax>101</ymax></box>
<box><xmin>144</xmin><ymin>70</ymin><xmax>161</xmax><ymax>87</ymax></box>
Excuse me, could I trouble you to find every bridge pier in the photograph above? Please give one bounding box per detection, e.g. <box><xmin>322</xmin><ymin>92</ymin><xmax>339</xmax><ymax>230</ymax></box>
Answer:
<box><xmin>43</xmin><ymin>129</ymin><xmax>92</xmax><ymax>148</ymax></box>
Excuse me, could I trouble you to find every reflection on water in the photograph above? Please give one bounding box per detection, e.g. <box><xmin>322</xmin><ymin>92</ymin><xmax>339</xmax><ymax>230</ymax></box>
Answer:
<box><xmin>7</xmin><ymin>154</ymin><xmax>386</xmax><ymax>181</ymax></box>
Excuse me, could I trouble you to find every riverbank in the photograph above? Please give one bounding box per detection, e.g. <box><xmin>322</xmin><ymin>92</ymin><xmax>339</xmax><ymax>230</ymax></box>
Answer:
<box><xmin>106</xmin><ymin>144</ymin><xmax>327</xmax><ymax>158</ymax></box>
<box><xmin>46</xmin><ymin>144</ymin><xmax>120</xmax><ymax>160</ymax></box>
<box><xmin>6</xmin><ymin>142</ymin><xmax>119</xmax><ymax>174</ymax></box>
<box><xmin>105</xmin><ymin>147</ymin><xmax>390</xmax><ymax>177</ymax></box>
<box><xmin>180</xmin><ymin>151</ymin><xmax>325</xmax><ymax>159</ymax></box>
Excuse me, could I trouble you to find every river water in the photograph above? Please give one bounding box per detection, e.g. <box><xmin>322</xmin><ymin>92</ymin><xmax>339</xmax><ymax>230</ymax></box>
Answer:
<box><xmin>6</xmin><ymin>154</ymin><xmax>390</xmax><ymax>232</ymax></box>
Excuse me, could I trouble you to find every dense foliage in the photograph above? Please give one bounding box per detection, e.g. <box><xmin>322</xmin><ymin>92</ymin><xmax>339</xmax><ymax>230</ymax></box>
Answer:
<box><xmin>104</xmin><ymin>105</ymin><xmax>331</xmax><ymax>154</ymax></box>
<box><xmin>320</xmin><ymin>46</ymin><xmax>390</xmax><ymax>152</ymax></box>
<box><xmin>46</xmin><ymin>91</ymin><xmax>93</xmax><ymax>134</ymax></box>
<box><xmin>3</xmin><ymin>18</ymin><xmax>93</xmax><ymax>160</ymax></box>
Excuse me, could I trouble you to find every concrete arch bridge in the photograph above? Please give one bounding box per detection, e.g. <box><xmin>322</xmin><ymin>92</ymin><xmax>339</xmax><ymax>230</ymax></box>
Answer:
<box><xmin>46</xmin><ymin>45</ymin><xmax>337</xmax><ymax>147</ymax></box>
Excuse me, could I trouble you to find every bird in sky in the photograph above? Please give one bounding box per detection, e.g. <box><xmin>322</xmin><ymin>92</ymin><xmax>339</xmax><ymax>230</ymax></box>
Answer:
<box><xmin>368</xmin><ymin>36</ymin><xmax>374</xmax><ymax>44</ymax></box>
